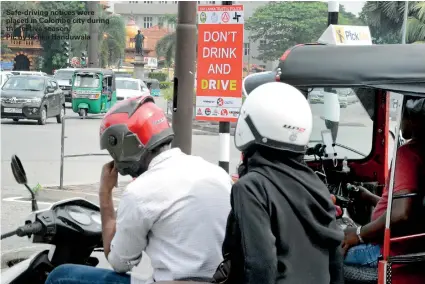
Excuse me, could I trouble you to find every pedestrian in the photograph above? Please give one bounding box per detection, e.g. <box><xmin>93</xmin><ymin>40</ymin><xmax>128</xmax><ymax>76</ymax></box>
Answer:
<box><xmin>45</xmin><ymin>95</ymin><xmax>232</xmax><ymax>284</ymax></box>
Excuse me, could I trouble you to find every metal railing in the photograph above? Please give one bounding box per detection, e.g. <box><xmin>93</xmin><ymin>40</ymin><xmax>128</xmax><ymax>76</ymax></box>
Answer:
<box><xmin>59</xmin><ymin>114</ymin><xmax>109</xmax><ymax>189</ymax></box>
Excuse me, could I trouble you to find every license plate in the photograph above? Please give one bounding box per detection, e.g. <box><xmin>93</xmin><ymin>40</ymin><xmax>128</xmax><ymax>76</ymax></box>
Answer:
<box><xmin>4</xmin><ymin>108</ymin><xmax>22</xmax><ymax>113</ymax></box>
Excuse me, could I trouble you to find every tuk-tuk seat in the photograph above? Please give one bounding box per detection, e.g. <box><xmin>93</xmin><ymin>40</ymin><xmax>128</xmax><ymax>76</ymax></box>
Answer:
<box><xmin>344</xmin><ymin>265</ymin><xmax>378</xmax><ymax>284</ymax></box>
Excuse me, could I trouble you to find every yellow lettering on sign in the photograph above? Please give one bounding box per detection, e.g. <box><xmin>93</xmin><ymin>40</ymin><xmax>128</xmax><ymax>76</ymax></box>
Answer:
<box><xmin>359</xmin><ymin>31</ymin><xmax>369</xmax><ymax>41</ymax></box>
<box><xmin>201</xmin><ymin>79</ymin><xmax>209</xmax><ymax>90</ymax></box>
<box><xmin>199</xmin><ymin>79</ymin><xmax>238</xmax><ymax>91</ymax></box>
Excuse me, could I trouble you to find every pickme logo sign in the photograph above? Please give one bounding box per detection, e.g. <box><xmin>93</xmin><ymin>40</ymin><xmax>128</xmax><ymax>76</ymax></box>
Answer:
<box><xmin>195</xmin><ymin>5</ymin><xmax>244</xmax><ymax>123</ymax></box>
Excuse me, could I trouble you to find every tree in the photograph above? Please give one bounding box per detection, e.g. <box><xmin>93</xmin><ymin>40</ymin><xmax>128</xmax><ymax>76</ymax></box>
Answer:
<box><xmin>69</xmin><ymin>10</ymin><xmax>126</xmax><ymax>68</ymax></box>
<box><xmin>245</xmin><ymin>2</ymin><xmax>364</xmax><ymax>61</ymax></box>
<box><xmin>407</xmin><ymin>1</ymin><xmax>425</xmax><ymax>43</ymax></box>
<box><xmin>359</xmin><ymin>1</ymin><xmax>425</xmax><ymax>44</ymax></box>
<box><xmin>1</xmin><ymin>43</ymin><xmax>12</xmax><ymax>57</ymax></box>
<box><xmin>155</xmin><ymin>14</ymin><xmax>177</xmax><ymax>66</ymax></box>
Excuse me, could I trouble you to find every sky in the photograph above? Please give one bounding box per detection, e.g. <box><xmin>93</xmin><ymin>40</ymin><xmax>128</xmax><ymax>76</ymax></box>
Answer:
<box><xmin>338</xmin><ymin>1</ymin><xmax>367</xmax><ymax>16</ymax></box>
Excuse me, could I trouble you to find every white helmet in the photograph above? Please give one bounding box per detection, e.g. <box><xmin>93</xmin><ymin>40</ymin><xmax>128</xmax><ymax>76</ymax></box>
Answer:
<box><xmin>235</xmin><ymin>82</ymin><xmax>313</xmax><ymax>153</ymax></box>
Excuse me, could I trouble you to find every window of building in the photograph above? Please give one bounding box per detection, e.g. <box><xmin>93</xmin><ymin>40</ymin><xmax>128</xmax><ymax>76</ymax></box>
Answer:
<box><xmin>129</xmin><ymin>1</ymin><xmax>139</xmax><ymax>3</ymax></box>
<box><xmin>208</xmin><ymin>1</ymin><xmax>216</xmax><ymax>3</ymax></box>
<box><xmin>144</xmin><ymin>17</ymin><xmax>153</xmax><ymax>28</ymax></box>
<box><xmin>259</xmin><ymin>39</ymin><xmax>266</xmax><ymax>47</ymax></box>
<box><xmin>159</xmin><ymin>1</ymin><xmax>168</xmax><ymax>3</ymax></box>
<box><xmin>143</xmin><ymin>1</ymin><xmax>153</xmax><ymax>3</ymax></box>
<box><xmin>244</xmin><ymin>43</ymin><xmax>250</xmax><ymax>56</ymax></box>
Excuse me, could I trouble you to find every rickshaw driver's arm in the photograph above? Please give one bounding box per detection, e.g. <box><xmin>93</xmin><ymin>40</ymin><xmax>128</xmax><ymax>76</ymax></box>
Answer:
<box><xmin>343</xmin><ymin>145</ymin><xmax>421</xmax><ymax>251</ymax></box>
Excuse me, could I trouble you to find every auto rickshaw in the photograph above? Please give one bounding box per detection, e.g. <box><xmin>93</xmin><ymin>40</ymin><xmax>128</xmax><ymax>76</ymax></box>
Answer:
<box><xmin>71</xmin><ymin>68</ymin><xmax>117</xmax><ymax>118</ymax></box>
<box><xmin>233</xmin><ymin>43</ymin><xmax>425</xmax><ymax>284</ymax></box>
<box><xmin>144</xmin><ymin>78</ymin><xmax>161</xmax><ymax>97</ymax></box>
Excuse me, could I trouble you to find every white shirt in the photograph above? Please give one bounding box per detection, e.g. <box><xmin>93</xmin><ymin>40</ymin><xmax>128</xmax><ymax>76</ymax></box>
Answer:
<box><xmin>108</xmin><ymin>148</ymin><xmax>232</xmax><ymax>283</ymax></box>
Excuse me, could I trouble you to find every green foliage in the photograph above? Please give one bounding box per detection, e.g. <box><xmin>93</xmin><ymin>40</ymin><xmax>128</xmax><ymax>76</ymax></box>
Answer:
<box><xmin>159</xmin><ymin>81</ymin><xmax>172</xmax><ymax>89</ymax></box>
<box><xmin>1</xmin><ymin>2</ymin><xmax>124</xmax><ymax>72</ymax></box>
<box><xmin>156</xmin><ymin>14</ymin><xmax>177</xmax><ymax>67</ymax></box>
<box><xmin>246</xmin><ymin>2</ymin><xmax>364</xmax><ymax>61</ymax></box>
<box><xmin>162</xmin><ymin>86</ymin><xmax>174</xmax><ymax>101</ymax></box>
<box><xmin>148</xmin><ymin>72</ymin><xmax>168</xmax><ymax>81</ymax></box>
<box><xmin>70</xmin><ymin>11</ymin><xmax>126</xmax><ymax>68</ymax></box>
<box><xmin>1</xmin><ymin>43</ymin><xmax>12</xmax><ymax>57</ymax></box>
<box><xmin>359</xmin><ymin>1</ymin><xmax>425</xmax><ymax>44</ymax></box>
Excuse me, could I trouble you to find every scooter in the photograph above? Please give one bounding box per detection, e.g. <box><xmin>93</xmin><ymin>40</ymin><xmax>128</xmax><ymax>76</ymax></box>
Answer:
<box><xmin>1</xmin><ymin>155</ymin><xmax>104</xmax><ymax>284</ymax></box>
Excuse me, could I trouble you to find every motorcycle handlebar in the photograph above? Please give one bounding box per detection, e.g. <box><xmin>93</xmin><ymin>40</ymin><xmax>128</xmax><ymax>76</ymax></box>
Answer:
<box><xmin>16</xmin><ymin>222</ymin><xmax>43</xmax><ymax>237</ymax></box>
<box><xmin>1</xmin><ymin>230</ymin><xmax>18</xmax><ymax>240</ymax></box>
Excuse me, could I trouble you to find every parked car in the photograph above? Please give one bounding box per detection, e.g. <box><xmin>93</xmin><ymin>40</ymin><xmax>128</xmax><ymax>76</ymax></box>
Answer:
<box><xmin>54</xmin><ymin>68</ymin><xmax>78</xmax><ymax>103</ymax></box>
<box><xmin>10</xmin><ymin>71</ymin><xmax>47</xmax><ymax>76</ymax></box>
<box><xmin>116</xmin><ymin>77</ymin><xmax>150</xmax><ymax>101</ymax></box>
<box><xmin>1</xmin><ymin>75</ymin><xmax>65</xmax><ymax>125</ymax></box>
<box><xmin>0</xmin><ymin>71</ymin><xmax>13</xmax><ymax>88</ymax></box>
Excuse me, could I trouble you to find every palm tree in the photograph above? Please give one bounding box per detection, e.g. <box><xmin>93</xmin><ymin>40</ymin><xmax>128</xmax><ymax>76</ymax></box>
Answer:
<box><xmin>407</xmin><ymin>1</ymin><xmax>425</xmax><ymax>43</ymax></box>
<box><xmin>155</xmin><ymin>14</ymin><xmax>178</xmax><ymax>67</ymax></box>
<box><xmin>362</xmin><ymin>1</ymin><xmax>425</xmax><ymax>43</ymax></box>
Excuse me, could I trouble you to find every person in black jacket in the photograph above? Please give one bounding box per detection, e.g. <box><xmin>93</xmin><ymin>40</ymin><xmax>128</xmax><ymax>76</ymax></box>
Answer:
<box><xmin>213</xmin><ymin>82</ymin><xmax>344</xmax><ymax>284</ymax></box>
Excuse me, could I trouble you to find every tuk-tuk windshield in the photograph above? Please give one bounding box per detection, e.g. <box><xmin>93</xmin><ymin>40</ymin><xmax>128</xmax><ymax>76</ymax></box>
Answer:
<box><xmin>74</xmin><ymin>73</ymin><xmax>100</xmax><ymax>88</ymax></box>
<box><xmin>306</xmin><ymin>87</ymin><xmax>375</xmax><ymax>160</ymax></box>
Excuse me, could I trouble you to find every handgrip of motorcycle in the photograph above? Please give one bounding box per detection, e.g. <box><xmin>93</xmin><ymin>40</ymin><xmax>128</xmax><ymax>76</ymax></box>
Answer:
<box><xmin>0</xmin><ymin>222</ymin><xmax>43</xmax><ymax>240</ymax></box>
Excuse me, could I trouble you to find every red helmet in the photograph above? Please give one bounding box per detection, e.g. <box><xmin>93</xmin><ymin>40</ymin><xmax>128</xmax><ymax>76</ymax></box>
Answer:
<box><xmin>100</xmin><ymin>95</ymin><xmax>174</xmax><ymax>176</ymax></box>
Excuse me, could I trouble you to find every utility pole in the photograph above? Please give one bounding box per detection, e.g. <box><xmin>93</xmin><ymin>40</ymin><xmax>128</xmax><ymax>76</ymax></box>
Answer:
<box><xmin>324</xmin><ymin>1</ymin><xmax>340</xmax><ymax>142</ymax></box>
<box><xmin>216</xmin><ymin>1</ymin><xmax>234</xmax><ymax>173</ymax></box>
<box><xmin>88</xmin><ymin>1</ymin><xmax>99</xmax><ymax>68</ymax></box>
<box><xmin>401</xmin><ymin>1</ymin><xmax>409</xmax><ymax>44</ymax></box>
<box><xmin>171</xmin><ymin>1</ymin><xmax>197</xmax><ymax>155</ymax></box>
<box><xmin>327</xmin><ymin>1</ymin><xmax>339</xmax><ymax>26</ymax></box>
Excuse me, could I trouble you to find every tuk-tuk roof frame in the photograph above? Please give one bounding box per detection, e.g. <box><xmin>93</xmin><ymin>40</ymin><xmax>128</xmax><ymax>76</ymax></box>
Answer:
<box><xmin>276</xmin><ymin>44</ymin><xmax>425</xmax><ymax>96</ymax></box>
<box><xmin>73</xmin><ymin>68</ymin><xmax>114</xmax><ymax>76</ymax></box>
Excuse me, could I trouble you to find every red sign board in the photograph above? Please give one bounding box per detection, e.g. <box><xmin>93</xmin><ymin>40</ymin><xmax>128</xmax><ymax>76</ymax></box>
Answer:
<box><xmin>196</xmin><ymin>5</ymin><xmax>244</xmax><ymax>122</ymax></box>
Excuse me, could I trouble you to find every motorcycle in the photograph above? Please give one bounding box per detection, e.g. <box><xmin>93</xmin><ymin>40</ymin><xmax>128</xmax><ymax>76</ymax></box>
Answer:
<box><xmin>1</xmin><ymin>155</ymin><xmax>104</xmax><ymax>284</ymax></box>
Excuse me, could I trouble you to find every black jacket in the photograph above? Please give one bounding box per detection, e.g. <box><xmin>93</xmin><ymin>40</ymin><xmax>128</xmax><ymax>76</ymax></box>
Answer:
<box><xmin>221</xmin><ymin>151</ymin><xmax>344</xmax><ymax>284</ymax></box>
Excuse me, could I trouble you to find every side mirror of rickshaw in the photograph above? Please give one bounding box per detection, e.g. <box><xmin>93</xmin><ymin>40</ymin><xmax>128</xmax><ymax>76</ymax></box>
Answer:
<box><xmin>323</xmin><ymin>89</ymin><xmax>341</xmax><ymax>143</ymax></box>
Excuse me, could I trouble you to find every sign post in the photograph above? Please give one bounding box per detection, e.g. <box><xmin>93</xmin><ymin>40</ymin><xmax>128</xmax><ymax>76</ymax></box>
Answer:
<box><xmin>196</xmin><ymin>3</ymin><xmax>244</xmax><ymax>172</ymax></box>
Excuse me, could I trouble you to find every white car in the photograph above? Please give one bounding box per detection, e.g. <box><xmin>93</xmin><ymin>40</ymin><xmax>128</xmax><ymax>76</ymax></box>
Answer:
<box><xmin>10</xmin><ymin>71</ymin><xmax>47</xmax><ymax>76</ymax></box>
<box><xmin>0</xmin><ymin>71</ymin><xmax>13</xmax><ymax>87</ymax></box>
<box><xmin>116</xmin><ymin>78</ymin><xmax>150</xmax><ymax>101</ymax></box>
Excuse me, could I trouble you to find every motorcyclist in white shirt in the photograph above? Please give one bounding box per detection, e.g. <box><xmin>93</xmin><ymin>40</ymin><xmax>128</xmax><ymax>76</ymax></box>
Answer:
<box><xmin>46</xmin><ymin>96</ymin><xmax>232</xmax><ymax>284</ymax></box>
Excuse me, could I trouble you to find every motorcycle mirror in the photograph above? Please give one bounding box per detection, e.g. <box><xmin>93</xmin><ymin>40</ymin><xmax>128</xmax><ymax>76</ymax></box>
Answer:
<box><xmin>10</xmin><ymin>155</ymin><xmax>38</xmax><ymax>212</ymax></box>
<box><xmin>323</xmin><ymin>89</ymin><xmax>340</xmax><ymax>143</ymax></box>
<box><xmin>11</xmin><ymin>155</ymin><xmax>27</xmax><ymax>185</ymax></box>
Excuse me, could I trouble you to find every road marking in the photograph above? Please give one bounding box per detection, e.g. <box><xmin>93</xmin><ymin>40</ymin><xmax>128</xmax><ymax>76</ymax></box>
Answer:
<box><xmin>2</xmin><ymin>196</ymin><xmax>52</xmax><ymax>205</ymax></box>
<box><xmin>2</xmin><ymin>196</ymin><xmax>118</xmax><ymax>211</ymax></box>
<box><xmin>44</xmin><ymin>188</ymin><xmax>120</xmax><ymax>201</ymax></box>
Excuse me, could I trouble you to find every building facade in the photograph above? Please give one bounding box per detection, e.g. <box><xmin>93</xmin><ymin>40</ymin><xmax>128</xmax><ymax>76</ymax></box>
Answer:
<box><xmin>113</xmin><ymin>1</ymin><xmax>278</xmax><ymax>72</ymax></box>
